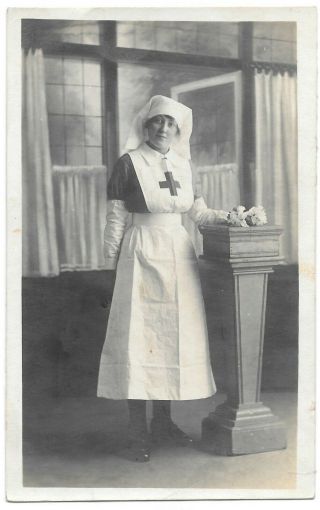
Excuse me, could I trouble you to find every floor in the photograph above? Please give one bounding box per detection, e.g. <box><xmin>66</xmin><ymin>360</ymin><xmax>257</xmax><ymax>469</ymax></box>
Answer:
<box><xmin>23</xmin><ymin>391</ymin><xmax>297</xmax><ymax>490</ymax></box>
<box><xmin>21</xmin><ymin>269</ymin><xmax>298</xmax><ymax>492</ymax></box>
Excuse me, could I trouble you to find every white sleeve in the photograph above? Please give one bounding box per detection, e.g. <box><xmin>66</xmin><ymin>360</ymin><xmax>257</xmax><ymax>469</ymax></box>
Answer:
<box><xmin>188</xmin><ymin>196</ymin><xmax>229</xmax><ymax>226</ymax></box>
<box><xmin>104</xmin><ymin>199</ymin><xmax>129</xmax><ymax>270</ymax></box>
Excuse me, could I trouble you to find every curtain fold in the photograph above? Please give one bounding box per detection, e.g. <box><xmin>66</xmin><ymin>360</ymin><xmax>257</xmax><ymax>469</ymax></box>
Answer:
<box><xmin>254</xmin><ymin>70</ymin><xmax>298</xmax><ymax>263</ymax></box>
<box><xmin>22</xmin><ymin>49</ymin><xmax>60</xmax><ymax>276</ymax></box>
<box><xmin>183</xmin><ymin>163</ymin><xmax>240</xmax><ymax>255</ymax></box>
<box><xmin>53</xmin><ymin>166</ymin><xmax>107</xmax><ymax>271</ymax></box>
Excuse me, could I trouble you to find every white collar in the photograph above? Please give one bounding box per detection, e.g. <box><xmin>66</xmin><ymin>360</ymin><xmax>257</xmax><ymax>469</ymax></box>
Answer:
<box><xmin>135</xmin><ymin>142</ymin><xmax>185</xmax><ymax>167</ymax></box>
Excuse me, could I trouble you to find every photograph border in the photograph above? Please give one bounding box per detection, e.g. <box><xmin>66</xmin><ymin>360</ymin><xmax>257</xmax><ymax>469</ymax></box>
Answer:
<box><xmin>6</xmin><ymin>4</ymin><xmax>317</xmax><ymax>501</ymax></box>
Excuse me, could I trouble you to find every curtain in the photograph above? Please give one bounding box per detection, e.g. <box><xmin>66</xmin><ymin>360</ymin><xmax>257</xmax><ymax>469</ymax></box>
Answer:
<box><xmin>22</xmin><ymin>49</ymin><xmax>59</xmax><ymax>276</ymax></box>
<box><xmin>254</xmin><ymin>70</ymin><xmax>298</xmax><ymax>263</ymax></box>
<box><xmin>22</xmin><ymin>49</ymin><xmax>108</xmax><ymax>275</ymax></box>
<box><xmin>183</xmin><ymin>163</ymin><xmax>240</xmax><ymax>255</ymax></box>
<box><xmin>53</xmin><ymin>166</ymin><xmax>107</xmax><ymax>271</ymax></box>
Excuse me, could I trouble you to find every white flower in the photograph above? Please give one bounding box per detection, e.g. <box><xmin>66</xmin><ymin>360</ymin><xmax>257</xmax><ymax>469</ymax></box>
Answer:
<box><xmin>229</xmin><ymin>209</ymin><xmax>249</xmax><ymax>227</ymax></box>
<box><xmin>228</xmin><ymin>204</ymin><xmax>267</xmax><ymax>227</ymax></box>
<box><xmin>246</xmin><ymin>205</ymin><xmax>267</xmax><ymax>226</ymax></box>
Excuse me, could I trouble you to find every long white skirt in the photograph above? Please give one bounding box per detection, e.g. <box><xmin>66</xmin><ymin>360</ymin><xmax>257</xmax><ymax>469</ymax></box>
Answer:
<box><xmin>97</xmin><ymin>213</ymin><xmax>216</xmax><ymax>400</ymax></box>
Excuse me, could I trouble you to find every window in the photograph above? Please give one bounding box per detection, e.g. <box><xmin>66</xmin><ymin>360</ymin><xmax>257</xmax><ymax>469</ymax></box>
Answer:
<box><xmin>117</xmin><ymin>21</ymin><xmax>239</xmax><ymax>58</ymax></box>
<box><xmin>45</xmin><ymin>56</ymin><xmax>104</xmax><ymax>166</ymax></box>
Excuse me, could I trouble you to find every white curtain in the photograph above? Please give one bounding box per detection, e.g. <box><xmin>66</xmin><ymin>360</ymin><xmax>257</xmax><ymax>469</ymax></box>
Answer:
<box><xmin>53</xmin><ymin>166</ymin><xmax>107</xmax><ymax>271</ymax></box>
<box><xmin>22</xmin><ymin>49</ymin><xmax>60</xmax><ymax>276</ymax></box>
<box><xmin>254</xmin><ymin>70</ymin><xmax>298</xmax><ymax>263</ymax></box>
<box><xmin>183</xmin><ymin>163</ymin><xmax>240</xmax><ymax>255</ymax></box>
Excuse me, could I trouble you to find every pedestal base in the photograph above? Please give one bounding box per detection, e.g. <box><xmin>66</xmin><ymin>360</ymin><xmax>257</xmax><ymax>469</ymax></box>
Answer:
<box><xmin>202</xmin><ymin>402</ymin><xmax>287</xmax><ymax>456</ymax></box>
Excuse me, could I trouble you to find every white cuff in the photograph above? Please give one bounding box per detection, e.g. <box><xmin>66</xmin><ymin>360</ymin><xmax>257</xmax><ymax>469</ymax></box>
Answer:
<box><xmin>188</xmin><ymin>197</ymin><xmax>229</xmax><ymax>225</ymax></box>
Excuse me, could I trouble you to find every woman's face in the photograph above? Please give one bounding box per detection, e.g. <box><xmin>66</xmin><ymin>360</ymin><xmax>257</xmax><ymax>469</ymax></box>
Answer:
<box><xmin>146</xmin><ymin>115</ymin><xmax>179</xmax><ymax>154</ymax></box>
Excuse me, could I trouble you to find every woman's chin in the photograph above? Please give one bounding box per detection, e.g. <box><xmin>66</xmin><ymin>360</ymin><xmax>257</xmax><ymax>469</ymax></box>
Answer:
<box><xmin>148</xmin><ymin>140</ymin><xmax>169</xmax><ymax>154</ymax></box>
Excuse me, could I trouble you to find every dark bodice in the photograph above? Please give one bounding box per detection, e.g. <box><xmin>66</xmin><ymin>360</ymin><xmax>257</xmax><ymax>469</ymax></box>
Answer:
<box><xmin>107</xmin><ymin>154</ymin><xmax>149</xmax><ymax>213</ymax></box>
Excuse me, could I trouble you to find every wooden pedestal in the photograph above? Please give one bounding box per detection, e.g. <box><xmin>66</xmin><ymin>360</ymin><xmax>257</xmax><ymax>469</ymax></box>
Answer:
<box><xmin>199</xmin><ymin>225</ymin><xmax>287</xmax><ymax>455</ymax></box>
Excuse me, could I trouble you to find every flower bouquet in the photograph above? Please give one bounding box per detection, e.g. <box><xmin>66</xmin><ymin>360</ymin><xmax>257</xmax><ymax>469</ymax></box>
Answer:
<box><xmin>227</xmin><ymin>205</ymin><xmax>267</xmax><ymax>227</ymax></box>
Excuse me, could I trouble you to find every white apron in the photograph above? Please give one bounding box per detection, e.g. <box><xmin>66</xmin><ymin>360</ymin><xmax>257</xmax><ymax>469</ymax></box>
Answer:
<box><xmin>97</xmin><ymin>146</ymin><xmax>216</xmax><ymax>400</ymax></box>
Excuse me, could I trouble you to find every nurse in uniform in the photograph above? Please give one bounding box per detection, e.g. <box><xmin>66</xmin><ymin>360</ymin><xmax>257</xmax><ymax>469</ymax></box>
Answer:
<box><xmin>97</xmin><ymin>95</ymin><xmax>229</xmax><ymax>462</ymax></box>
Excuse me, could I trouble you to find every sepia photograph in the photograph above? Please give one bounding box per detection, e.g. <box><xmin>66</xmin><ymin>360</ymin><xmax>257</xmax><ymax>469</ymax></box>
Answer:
<box><xmin>6</xmin><ymin>5</ymin><xmax>316</xmax><ymax>502</ymax></box>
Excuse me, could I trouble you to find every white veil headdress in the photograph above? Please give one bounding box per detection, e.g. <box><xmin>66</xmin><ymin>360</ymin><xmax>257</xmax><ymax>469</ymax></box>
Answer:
<box><xmin>123</xmin><ymin>95</ymin><xmax>193</xmax><ymax>160</ymax></box>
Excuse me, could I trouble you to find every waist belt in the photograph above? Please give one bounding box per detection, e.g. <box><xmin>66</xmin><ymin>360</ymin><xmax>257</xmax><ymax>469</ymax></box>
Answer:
<box><xmin>132</xmin><ymin>213</ymin><xmax>182</xmax><ymax>227</ymax></box>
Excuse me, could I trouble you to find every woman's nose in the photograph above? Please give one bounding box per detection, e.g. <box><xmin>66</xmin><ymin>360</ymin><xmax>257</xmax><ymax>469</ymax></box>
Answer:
<box><xmin>159</xmin><ymin>122</ymin><xmax>168</xmax><ymax>133</ymax></box>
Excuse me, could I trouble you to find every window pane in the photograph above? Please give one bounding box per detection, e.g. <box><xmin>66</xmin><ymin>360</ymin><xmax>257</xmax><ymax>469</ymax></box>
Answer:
<box><xmin>196</xmin><ymin>113</ymin><xmax>216</xmax><ymax>145</ymax></box>
<box><xmin>45</xmin><ymin>56</ymin><xmax>63</xmax><ymax>84</ymax></box>
<box><xmin>217</xmin><ymin>141</ymin><xmax>234</xmax><ymax>164</ymax></box>
<box><xmin>85</xmin><ymin>147</ymin><xmax>103</xmax><ymax>165</ymax></box>
<box><xmin>56</xmin><ymin>24</ymin><xmax>82</xmax><ymax>44</ymax></box>
<box><xmin>51</xmin><ymin>145</ymin><xmax>65</xmax><ymax>166</ymax></box>
<box><xmin>85</xmin><ymin>117</ymin><xmax>102</xmax><ymax>146</ymax></box>
<box><xmin>253</xmin><ymin>22</ymin><xmax>274</xmax><ymax>39</ymax></box>
<box><xmin>66</xmin><ymin>146</ymin><xmax>86</xmax><ymax>166</ymax></box>
<box><xmin>197</xmin><ymin>29</ymin><xmax>220</xmax><ymax>56</ymax></box>
<box><xmin>179</xmin><ymin>82</ymin><xmax>235</xmax><ymax>166</ymax></box>
<box><xmin>81</xmin><ymin>22</ymin><xmax>100</xmax><ymax>45</ymax></box>
<box><xmin>272</xmin><ymin>40</ymin><xmax>295</xmax><ymax>63</ymax></box>
<box><xmin>272</xmin><ymin>22</ymin><xmax>296</xmax><ymax>42</ymax></box>
<box><xmin>253</xmin><ymin>38</ymin><xmax>272</xmax><ymax>61</ymax></box>
<box><xmin>64</xmin><ymin>85</ymin><xmax>84</xmax><ymax>115</ymax></box>
<box><xmin>176</xmin><ymin>29</ymin><xmax>197</xmax><ymax>54</ymax></box>
<box><xmin>84</xmin><ymin>86</ymin><xmax>101</xmax><ymax>116</ymax></box>
<box><xmin>135</xmin><ymin>22</ymin><xmax>156</xmax><ymax>50</ymax></box>
<box><xmin>196</xmin><ymin>145</ymin><xmax>218</xmax><ymax>166</ymax></box>
<box><xmin>83</xmin><ymin>61</ymin><xmax>101</xmax><ymax>86</ymax></box>
<box><xmin>156</xmin><ymin>27</ymin><xmax>176</xmax><ymax>52</ymax></box>
<box><xmin>48</xmin><ymin>115</ymin><xmax>65</xmax><ymax>146</ymax></box>
<box><xmin>46</xmin><ymin>84</ymin><xmax>64</xmax><ymax>114</ymax></box>
<box><xmin>117</xmin><ymin>22</ymin><xmax>135</xmax><ymax>47</ymax></box>
<box><xmin>216</xmin><ymin>110</ymin><xmax>235</xmax><ymax>143</ymax></box>
<box><xmin>220</xmin><ymin>23</ymin><xmax>239</xmax><ymax>36</ymax></box>
<box><xmin>65</xmin><ymin>115</ymin><xmax>85</xmax><ymax>146</ymax></box>
<box><xmin>64</xmin><ymin>59</ymin><xmax>83</xmax><ymax>85</ymax></box>
<box><xmin>219</xmin><ymin>35</ymin><xmax>238</xmax><ymax>58</ymax></box>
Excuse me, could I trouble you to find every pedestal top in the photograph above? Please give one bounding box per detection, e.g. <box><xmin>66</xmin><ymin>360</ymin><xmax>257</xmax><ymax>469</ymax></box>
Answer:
<box><xmin>199</xmin><ymin>225</ymin><xmax>284</xmax><ymax>268</ymax></box>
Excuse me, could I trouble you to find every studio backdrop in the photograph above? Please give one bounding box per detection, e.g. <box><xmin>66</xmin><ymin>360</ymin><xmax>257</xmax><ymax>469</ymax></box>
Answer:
<box><xmin>22</xmin><ymin>50</ymin><xmax>298</xmax><ymax>277</ymax></box>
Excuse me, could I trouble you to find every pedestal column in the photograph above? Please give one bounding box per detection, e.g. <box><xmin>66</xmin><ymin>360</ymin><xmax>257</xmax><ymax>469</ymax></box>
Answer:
<box><xmin>200</xmin><ymin>225</ymin><xmax>287</xmax><ymax>455</ymax></box>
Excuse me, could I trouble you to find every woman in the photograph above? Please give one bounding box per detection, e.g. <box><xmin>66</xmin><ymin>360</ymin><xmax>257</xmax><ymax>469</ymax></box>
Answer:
<box><xmin>97</xmin><ymin>95</ymin><xmax>229</xmax><ymax>462</ymax></box>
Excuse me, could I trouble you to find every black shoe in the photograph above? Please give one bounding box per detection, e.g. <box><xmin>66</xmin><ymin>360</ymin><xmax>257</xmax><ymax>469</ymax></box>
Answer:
<box><xmin>150</xmin><ymin>418</ymin><xmax>193</xmax><ymax>447</ymax></box>
<box><xmin>127</xmin><ymin>432</ymin><xmax>151</xmax><ymax>462</ymax></box>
